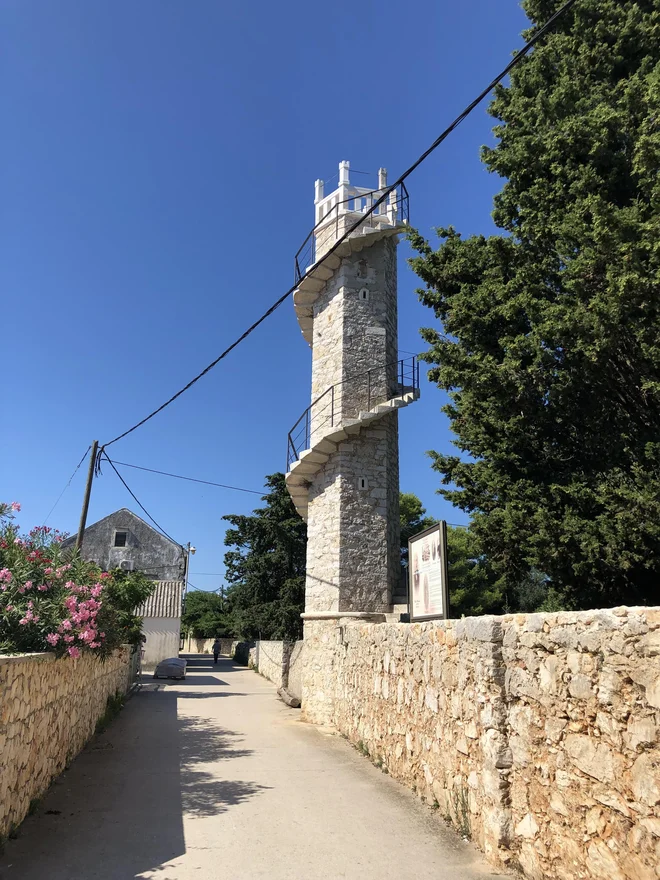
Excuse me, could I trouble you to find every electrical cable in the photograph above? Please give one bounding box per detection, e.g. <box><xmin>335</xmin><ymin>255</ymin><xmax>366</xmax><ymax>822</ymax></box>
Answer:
<box><xmin>97</xmin><ymin>0</ymin><xmax>576</xmax><ymax>457</ymax></box>
<box><xmin>42</xmin><ymin>446</ymin><xmax>92</xmax><ymax>525</ymax></box>
<box><xmin>109</xmin><ymin>459</ymin><xmax>264</xmax><ymax>495</ymax></box>
<box><xmin>102</xmin><ymin>453</ymin><xmax>182</xmax><ymax>546</ymax></box>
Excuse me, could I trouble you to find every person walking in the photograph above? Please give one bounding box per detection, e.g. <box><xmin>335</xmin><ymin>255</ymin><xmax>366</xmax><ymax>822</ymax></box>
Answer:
<box><xmin>212</xmin><ymin>638</ymin><xmax>222</xmax><ymax>664</ymax></box>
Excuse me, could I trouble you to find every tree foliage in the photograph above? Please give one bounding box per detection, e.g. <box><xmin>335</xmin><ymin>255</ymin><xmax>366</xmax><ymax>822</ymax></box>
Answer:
<box><xmin>181</xmin><ymin>590</ymin><xmax>231</xmax><ymax>639</ymax></box>
<box><xmin>400</xmin><ymin>492</ymin><xmax>436</xmax><ymax>566</ymax></box>
<box><xmin>223</xmin><ymin>474</ymin><xmax>306</xmax><ymax>641</ymax></box>
<box><xmin>409</xmin><ymin>0</ymin><xmax>660</xmax><ymax>609</ymax></box>
<box><xmin>0</xmin><ymin>502</ymin><xmax>154</xmax><ymax>655</ymax></box>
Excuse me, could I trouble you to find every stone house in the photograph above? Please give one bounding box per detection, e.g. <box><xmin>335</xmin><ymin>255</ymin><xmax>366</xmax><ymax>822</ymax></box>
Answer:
<box><xmin>63</xmin><ymin>508</ymin><xmax>186</xmax><ymax>667</ymax></box>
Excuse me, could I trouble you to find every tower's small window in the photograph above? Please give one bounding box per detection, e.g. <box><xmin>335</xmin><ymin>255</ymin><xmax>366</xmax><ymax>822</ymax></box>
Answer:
<box><xmin>357</xmin><ymin>477</ymin><xmax>369</xmax><ymax>490</ymax></box>
<box><xmin>114</xmin><ymin>531</ymin><xmax>128</xmax><ymax>548</ymax></box>
<box><xmin>359</xmin><ymin>288</ymin><xmax>370</xmax><ymax>301</ymax></box>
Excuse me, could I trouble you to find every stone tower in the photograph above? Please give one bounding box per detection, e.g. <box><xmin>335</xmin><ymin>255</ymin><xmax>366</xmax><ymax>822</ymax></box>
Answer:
<box><xmin>286</xmin><ymin>161</ymin><xmax>419</xmax><ymax>624</ymax></box>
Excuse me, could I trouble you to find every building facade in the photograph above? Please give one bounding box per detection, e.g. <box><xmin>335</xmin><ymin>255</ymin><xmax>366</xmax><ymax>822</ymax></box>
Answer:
<box><xmin>64</xmin><ymin>508</ymin><xmax>186</xmax><ymax>668</ymax></box>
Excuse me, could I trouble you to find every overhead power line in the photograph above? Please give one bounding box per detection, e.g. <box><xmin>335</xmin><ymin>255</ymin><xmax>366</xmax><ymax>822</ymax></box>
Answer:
<box><xmin>109</xmin><ymin>459</ymin><xmax>264</xmax><ymax>496</ymax></box>
<box><xmin>102</xmin><ymin>453</ymin><xmax>182</xmax><ymax>546</ymax></box>
<box><xmin>97</xmin><ymin>0</ymin><xmax>576</xmax><ymax>456</ymax></box>
<box><xmin>42</xmin><ymin>446</ymin><xmax>92</xmax><ymax>525</ymax></box>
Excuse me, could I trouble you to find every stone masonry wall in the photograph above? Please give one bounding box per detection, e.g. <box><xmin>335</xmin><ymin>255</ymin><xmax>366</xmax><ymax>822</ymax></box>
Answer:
<box><xmin>305</xmin><ymin>234</ymin><xmax>400</xmax><ymax>614</ymax></box>
<box><xmin>302</xmin><ymin>607</ymin><xmax>660</xmax><ymax>879</ymax></box>
<box><xmin>0</xmin><ymin>648</ymin><xmax>132</xmax><ymax>838</ymax></box>
<box><xmin>253</xmin><ymin>641</ymin><xmax>292</xmax><ymax>689</ymax></box>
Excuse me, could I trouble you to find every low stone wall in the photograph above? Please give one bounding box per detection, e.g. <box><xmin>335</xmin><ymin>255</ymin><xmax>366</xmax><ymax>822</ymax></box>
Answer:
<box><xmin>181</xmin><ymin>637</ymin><xmax>237</xmax><ymax>656</ymax></box>
<box><xmin>249</xmin><ymin>640</ymin><xmax>304</xmax><ymax>695</ymax></box>
<box><xmin>287</xmin><ymin>640</ymin><xmax>304</xmax><ymax>701</ymax></box>
<box><xmin>302</xmin><ymin>607</ymin><xmax>660</xmax><ymax>880</ymax></box>
<box><xmin>0</xmin><ymin>647</ymin><xmax>132</xmax><ymax>839</ymax></box>
<box><xmin>253</xmin><ymin>641</ymin><xmax>291</xmax><ymax>689</ymax></box>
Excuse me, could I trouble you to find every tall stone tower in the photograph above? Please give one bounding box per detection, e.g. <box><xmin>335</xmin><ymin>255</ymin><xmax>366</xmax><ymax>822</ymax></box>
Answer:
<box><xmin>286</xmin><ymin>161</ymin><xmax>419</xmax><ymax>633</ymax></box>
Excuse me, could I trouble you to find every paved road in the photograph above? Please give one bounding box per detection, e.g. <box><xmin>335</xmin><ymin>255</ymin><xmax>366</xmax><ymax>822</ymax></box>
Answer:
<box><xmin>0</xmin><ymin>656</ymin><xmax>503</xmax><ymax>880</ymax></box>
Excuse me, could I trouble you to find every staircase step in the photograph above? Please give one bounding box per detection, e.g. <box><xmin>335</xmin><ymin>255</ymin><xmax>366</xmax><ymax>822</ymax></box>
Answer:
<box><xmin>290</xmin><ymin>459</ymin><xmax>321</xmax><ymax>477</ymax></box>
<box><xmin>315</xmin><ymin>439</ymin><xmax>338</xmax><ymax>455</ymax></box>
<box><xmin>300</xmin><ymin>449</ymin><xmax>329</xmax><ymax>465</ymax></box>
<box><xmin>324</xmin><ymin>427</ymin><xmax>348</xmax><ymax>442</ymax></box>
<box><xmin>309</xmin><ymin>264</ymin><xmax>334</xmax><ymax>281</ymax></box>
<box><xmin>343</xmin><ymin>419</ymin><xmax>362</xmax><ymax>435</ymax></box>
<box><xmin>297</xmin><ymin>276</ymin><xmax>325</xmax><ymax>294</ymax></box>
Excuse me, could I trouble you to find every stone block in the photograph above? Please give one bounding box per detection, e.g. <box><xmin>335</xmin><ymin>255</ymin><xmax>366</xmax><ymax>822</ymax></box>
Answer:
<box><xmin>630</xmin><ymin>752</ymin><xmax>660</xmax><ymax>807</ymax></box>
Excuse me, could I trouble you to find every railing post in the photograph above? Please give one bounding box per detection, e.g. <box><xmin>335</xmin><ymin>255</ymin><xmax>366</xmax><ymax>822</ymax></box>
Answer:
<box><xmin>367</xmin><ymin>370</ymin><xmax>371</xmax><ymax>411</ymax></box>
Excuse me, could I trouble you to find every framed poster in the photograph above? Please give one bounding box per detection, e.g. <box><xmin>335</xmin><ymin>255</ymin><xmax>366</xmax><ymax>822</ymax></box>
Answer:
<box><xmin>408</xmin><ymin>522</ymin><xmax>449</xmax><ymax>621</ymax></box>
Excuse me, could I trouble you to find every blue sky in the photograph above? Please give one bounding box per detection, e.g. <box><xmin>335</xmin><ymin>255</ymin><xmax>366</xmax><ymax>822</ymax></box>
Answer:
<box><xmin>2</xmin><ymin>0</ymin><xmax>528</xmax><ymax>591</ymax></box>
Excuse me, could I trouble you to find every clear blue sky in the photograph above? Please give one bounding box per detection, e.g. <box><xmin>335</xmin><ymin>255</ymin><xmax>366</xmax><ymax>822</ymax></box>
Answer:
<box><xmin>2</xmin><ymin>1</ymin><xmax>528</xmax><ymax>591</ymax></box>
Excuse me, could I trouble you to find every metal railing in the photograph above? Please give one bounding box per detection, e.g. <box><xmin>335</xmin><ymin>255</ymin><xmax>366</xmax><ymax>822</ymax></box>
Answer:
<box><xmin>287</xmin><ymin>356</ymin><xmax>419</xmax><ymax>472</ymax></box>
<box><xmin>294</xmin><ymin>182</ymin><xmax>410</xmax><ymax>285</ymax></box>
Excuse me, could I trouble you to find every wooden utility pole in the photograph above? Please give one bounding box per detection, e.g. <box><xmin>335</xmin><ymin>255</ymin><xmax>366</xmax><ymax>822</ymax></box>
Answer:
<box><xmin>75</xmin><ymin>440</ymin><xmax>99</xmax><ymax>553</ymax></box>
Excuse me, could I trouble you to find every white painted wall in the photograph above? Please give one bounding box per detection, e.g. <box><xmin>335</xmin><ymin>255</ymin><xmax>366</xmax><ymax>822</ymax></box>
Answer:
<box><xmin>141</xmin><ymin>617</ymin><xmax>180</xmax><ymax>668</ymax></box>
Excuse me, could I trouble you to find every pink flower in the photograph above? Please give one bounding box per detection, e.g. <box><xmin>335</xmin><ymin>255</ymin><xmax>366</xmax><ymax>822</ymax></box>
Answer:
<box><xmin>59</xmin><ymin>619</ymin><xmax>72</xmax><ymax>632</ymax></box>
<box><xmin>6</xmin><ymin>604</ymin><xmax>14</xmax><ymax>611</ymax></box>
<box><xmin>37</xmin><ymin>584</ymin><xmax>48</xmax><ymax>592</ymax></box>
<box><xmin>44</xmin><ymin>567</ymin><xmax>53</xmax><ymax>575</ymax></box>
<box><xmin>19</xmin><ymin>617</ymin><xmax>29</xmax><ymax>625</ymax></box>
<box><xmin>0</xmin><ymin>569</ymin><xmax>12</xmax><ymax>583</ymax></box>
<box><xmin>67</xmin><ymin>646</ymin><xmax>81</xmax><ymax>659</ymax></box>
<box><xmin>90</xmin><ymin>585</ymin><xmax>103</xmax><ymax>598</ymax></box>
<box><xmin>10</xmin><ymin>502</ymin><xmax>21</xmax><ymax>512</ymax></box>
<box><xmin>46</xmin><ymin>633</ymin><xmax>60</xmax><ymax>646</ymax></box>
<box><xmin>24</xmin><ymin>581</ymin><xmax>33</xmax><ymax>590</ymax></box>
<box><xmin>17</xmin><ymin>586</ymin><xmax>26</xmax><ymax>594</ymax></box>
<box><xmin>89</xmin><ymin>641</ymin><xmax>101</xmax><ymax>648</ymax></box>
<box><xmin>63</xmin><ymin>635</ymin><xmax>75</xmax><ymax>644</ymax></box>
<box><xmin>14</xmin><ymin>538</ymin><xmax>24</xmax><ymax>546</ymax></box>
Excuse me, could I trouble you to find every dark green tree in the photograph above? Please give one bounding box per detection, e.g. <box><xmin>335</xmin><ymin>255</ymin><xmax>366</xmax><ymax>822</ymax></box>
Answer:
<box><xmin>400</xmin><ymin>492</ymin><xmax>512</xmax><ymax>616</ymax></box>
<box><xmin>223</xmin><ymin>473</ymin><xmax>306</xmax><ymax>641</ymax></box>
<box><xmin>181</xmin><ymin>590</ymin><xmax>231</xmax><ymax>639</ymax></box>
<box><xmin>400</xmin><ymin>492</ymin><xmax>436</xmax><ymax>566</ymax></box>
<box><xmin>409</xmin><ymin>0</ymin><xmax>660</xmax><ymax>609</ymax></box>
<box><xmin>106</xmin><ymin>568</ymin><xmax>157</xmax><ymax>647</ymax></box>
<box><xmin>445</xmin><ymin>526</ymin><xmax>506</xmax><ymax>618</ymax></box>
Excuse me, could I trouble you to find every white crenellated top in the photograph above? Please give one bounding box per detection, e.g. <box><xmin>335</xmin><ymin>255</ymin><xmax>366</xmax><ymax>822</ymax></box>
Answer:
<box><xmin>314</xmin><ymin>160</ymin><xmax>399</xmax><ymax>227</ymax></box>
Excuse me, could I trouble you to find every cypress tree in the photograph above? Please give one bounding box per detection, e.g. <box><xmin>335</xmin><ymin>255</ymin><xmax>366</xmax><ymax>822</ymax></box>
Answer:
<box><xmin>409</xmin><ymin>0</ymin><xmax>660</xmax><ymax>608</ymax></box>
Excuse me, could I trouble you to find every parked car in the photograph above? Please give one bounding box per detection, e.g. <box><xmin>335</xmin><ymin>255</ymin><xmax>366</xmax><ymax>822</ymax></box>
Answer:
<box><xmin>153</xmin><ymin>657</ymin><xmax>187</xmax><ymax>680</ymax></box>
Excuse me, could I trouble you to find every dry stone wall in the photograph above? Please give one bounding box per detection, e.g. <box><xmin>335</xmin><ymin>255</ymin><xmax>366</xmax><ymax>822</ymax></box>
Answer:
<box><xmin>302</xmin><ymin>607</ymin><xmax>660</xmax><ymax>879</ymax></box>
<box><xmin>253</xmin><ymin>641</ymin><xmax>291</xmax><ymax>689</ymax></box>
<box><xmin>0</xmin><ymin>648</ymin><xmax>132</xmax><ymax>839</ymax></box>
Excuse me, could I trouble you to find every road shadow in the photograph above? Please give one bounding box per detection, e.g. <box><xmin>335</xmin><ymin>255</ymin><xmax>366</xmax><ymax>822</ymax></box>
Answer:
<box><xmin>178</xmin><ymin>713</ymin><xmax>268</xmax><ymax>817</ymax></box>
<box><xmin>0</xmin><ymin>678</ymin><xmax>268</xmax><ymax>879</ymax></box>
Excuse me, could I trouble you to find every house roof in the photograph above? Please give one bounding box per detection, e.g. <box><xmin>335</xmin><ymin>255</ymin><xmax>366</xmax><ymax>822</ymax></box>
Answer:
<box><xmin>138</xmin><ymin>581</ymin><xmax>184</xmax><ymax>618</ymax></box>
<box><xmin>62</xmin><ymin>508</ymin><xmax>184</xmax><ymax>550</ymax></box>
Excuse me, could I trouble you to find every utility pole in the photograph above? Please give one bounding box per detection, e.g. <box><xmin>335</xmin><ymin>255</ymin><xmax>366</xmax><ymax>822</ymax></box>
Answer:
<box><xmin>75</xmin><ymin>440</ymin><xmax>99</xmax><ymax>553</ymax></box>
<box><xmin>185</xmin><ymin>542</ymin><xmax>196</xmax><ymax>598</ymax></box>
